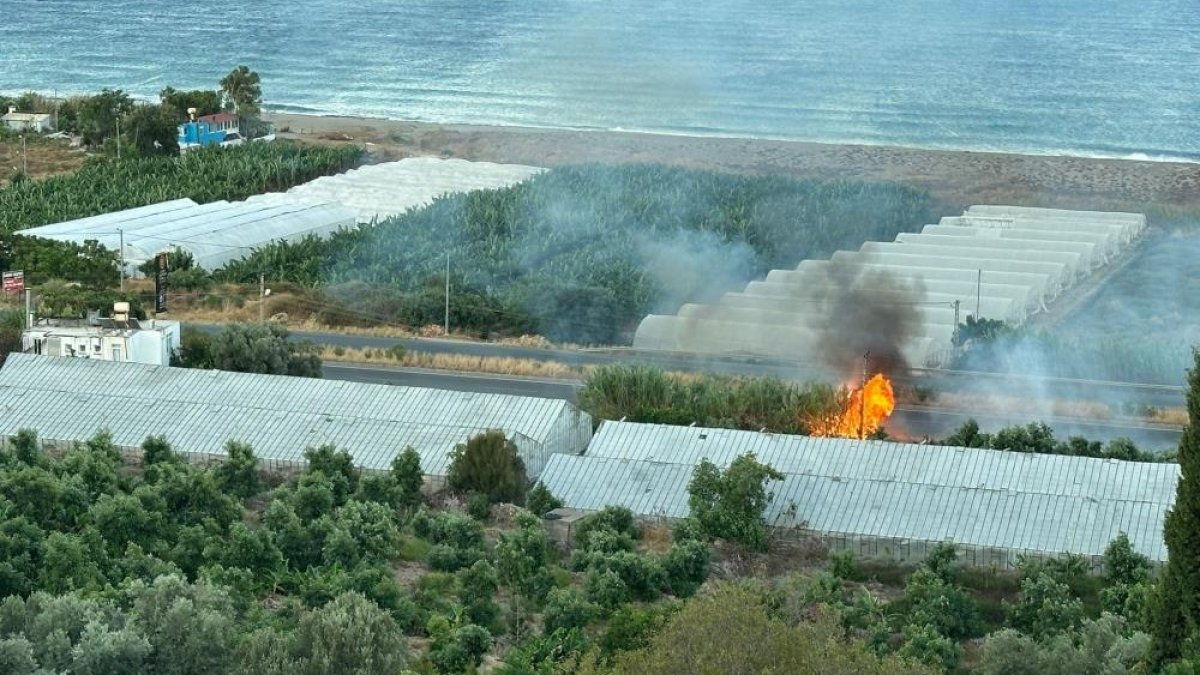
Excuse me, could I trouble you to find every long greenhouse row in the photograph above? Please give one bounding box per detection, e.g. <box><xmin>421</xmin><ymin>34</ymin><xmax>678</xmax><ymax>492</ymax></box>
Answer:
<box><xmin>0</xmin><ymin>354</ymin><xmax>1173</xmax><ymax>568</ymax></box>
<box><xmin>16</xmin><ymin>158</ymin><xmax>545</xmax><ymax>273</ymax></box>
<box><xmin>244</xmin><ymin>157</ymin><xmax>544</xmax><ymax>223</ymax></box>
<box><xmin>633</xmin><ymin>205</ymin><xmax>1147</xmax><ymax>367</ymax></box>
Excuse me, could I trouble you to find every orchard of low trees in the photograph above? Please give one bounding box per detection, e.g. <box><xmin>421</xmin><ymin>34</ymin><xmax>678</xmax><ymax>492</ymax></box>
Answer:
<box><xmin>0</xmin><ymin>351</ymin><xmax>1198</xmax><ymax>673</ymax></box>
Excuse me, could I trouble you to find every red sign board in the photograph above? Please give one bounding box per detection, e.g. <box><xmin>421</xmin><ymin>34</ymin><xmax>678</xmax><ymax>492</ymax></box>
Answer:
<box><xmin>2</xmin><ymin>271</ymin><xmax>23</xmax><ymax>296</ymax></box>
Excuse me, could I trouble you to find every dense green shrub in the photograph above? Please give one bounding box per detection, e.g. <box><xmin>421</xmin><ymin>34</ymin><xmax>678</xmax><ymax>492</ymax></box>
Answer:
<box><xmin>542</xmin><ymin>588</ymin><xmax>598</xmax><ymax>635</ymax></box>
<box><xmin>660</xmin><ymin>541</ymin><xmax>711</xmax><ymax>599</ymax></box>
<box><xmin>941</xmin><ymin>419</ymin><xmax>1163</xmax><ymax>462</ymax></box>
<box><xmin>495</xmin><ymin>513</ymin><xmax>556</xmax><ymax>604</ymax></box>
<box><xmin>525</xmin><ymin>482</ymin><xmax>563</xmax><ymax>517</ymax></box>
<box><xmin>580</xmin><ymin>364</ymin><xmax>841</xmax><ymax>435</ymax></box>
<box><xmin>686</xmin><ymin>454</ymin><xmax>785</xmax><ymax>552</ymax></box>
<box><xmin>1005</xmin><ymin>573</ymin><xmax>1085</xmax><ymax>641</ymax></box>
<box><xmin>447</xmin><ymin>430</ymin><xmax>527</xmax><ymax>506</ymax></box>
<box><xmin>213</xmin><ymin>441</ymin><xmax>261</xmax><ymax>499</ymax></box>
<box><xmin>573</xmin><ymin>506</ymin><xmax>638</xmax><ymax>552</ymax></box>
<box><xmin>978</xmin><ymin>615</ymin><xmax>1149</xmax><ymax>675</ymax></box>
<box><xmin>890</xmin><ymin>568</ymin><xmax>982</xmax><ymax>641</ymax></box>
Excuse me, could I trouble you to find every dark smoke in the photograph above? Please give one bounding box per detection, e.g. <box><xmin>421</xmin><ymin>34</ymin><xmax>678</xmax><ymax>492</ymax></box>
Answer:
<box><xmin>808</xmin><ymin>260</ymin><xmax>927</xmax><ymax>378</ymax></box>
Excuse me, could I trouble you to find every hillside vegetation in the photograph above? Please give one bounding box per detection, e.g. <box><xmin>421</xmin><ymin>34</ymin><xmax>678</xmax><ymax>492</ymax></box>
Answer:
<box><xmin>217</xmin><ymin>165</ymin><xmax>939</xmax><ymax>344</ymax></box>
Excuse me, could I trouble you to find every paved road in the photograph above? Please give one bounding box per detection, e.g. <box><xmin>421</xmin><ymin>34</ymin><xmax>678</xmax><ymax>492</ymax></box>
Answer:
<box><xmin>322</xmin><ymin>362</ymin><xmax>1183</xmax><ymax>451</ymax></box>
<box><xmin>194</xmin><ymin>324</ymin><xmax>1187</xmax><ymax>409</ymax></box>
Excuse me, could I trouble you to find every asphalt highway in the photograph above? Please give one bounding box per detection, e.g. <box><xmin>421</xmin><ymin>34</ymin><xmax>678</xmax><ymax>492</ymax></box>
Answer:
<box><xmin>208</xmin><ymin>325</ymin><xmax>1187</xmax><ymax>409</ymax></box>
<box><xmin>321</xmin><ymin>363</ymin><xmax>1184</xmax><ymax>451</ymax></box>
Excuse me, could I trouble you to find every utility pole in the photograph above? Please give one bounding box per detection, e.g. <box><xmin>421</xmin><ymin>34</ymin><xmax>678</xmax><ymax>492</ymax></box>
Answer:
<box><xmin>24</xmin><ymin>289</ymin><xmax>32</xmax><ymax>329</ymax></box>
<box><xmin>859</xmin><ymin>351</ymin><xmax>869</xmax><ymax>441</ymax></box>
<box><xmin>115</xmin><ymin>116</ymin><xmax>121</xmax><ymax>160</ymax></box>
<box><xmin>976</xmin><ymin>269</ymin><xmax>981</xmax><ymax>317</ymax></box>
<box><xmin>118</xmin><ymin>228</ymin><xmax>125</xmax><ymax>291</ymax></box>
<box><xmin>259</xmin><ymin>273</ymin><xmax>266</xmax><ymax>322</ymax></box>
<box><xmin>21</xmin><ymin>135</ymin><xmax>27</xmax><ymax>175</ymax></box>
<box><xmin>444</xmin><ymin>252</ymin><xmax>450</xmax><ymax>336</ymax></box>
<box><xmin>953</xmin><ymin>299</ymin><xmax>961</xmax><ymax>348</ymax></box>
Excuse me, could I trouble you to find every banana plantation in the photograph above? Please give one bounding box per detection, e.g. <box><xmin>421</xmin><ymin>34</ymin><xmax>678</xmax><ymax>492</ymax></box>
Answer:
<box><xmin>218</xmin><ymin>165</ymin><xmax>938</xmax><ymax>343</ymax></box>
<box><xmin>1</xmin><ymin>142</ymin><xmax>363</xmax><ymax>230</ymax></box>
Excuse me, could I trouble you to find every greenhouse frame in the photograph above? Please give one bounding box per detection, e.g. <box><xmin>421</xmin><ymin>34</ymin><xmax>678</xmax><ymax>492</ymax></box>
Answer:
<box><xmin>245</xmin><ymin>157</ymin><xmax>544</xmax><ymax>223</ymax></box>
<box><xmin>539</xmin><ymin>421</ymin><xmax>1177</xmax><ymax>567</ymax></box>
<box><xmin>19</xmin><ymin>199</ymin><xmax>357</xmax><ymax>273</ymax></box>
<box><xmin>633</xmin><ymin>205</ymin><xmax>1143</xmax><ymax>367</ymax></box>
<box><xmin>0</xmin><ymin>354</ymin><xmax>592</xmax><ymax>482</ymax></box>
<box><xmin>717</xmin><ymin>290</ymin><xmax>1023</xmax><ymax>325</ymax></box>
<box><xmin>857</xmin><ymin>242</ymin><xmax>1077</xmax><ymax>286</ymax></box>
<box><xmin>921</xmin><ymin>224</ymin><xmax>1119</xmax><ymax>261</ymax></box>
<box><xmin>894</xmin><ymin>233</ymin><xmax>1100</xmax><ymax>271</ymax></box>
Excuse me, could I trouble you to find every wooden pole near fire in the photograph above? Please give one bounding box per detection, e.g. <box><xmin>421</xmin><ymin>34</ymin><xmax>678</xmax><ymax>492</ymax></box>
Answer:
<box><xmin>859</xmin><ymin>351</ymin><xmax>869</xmax><ymax>440</ymax></box>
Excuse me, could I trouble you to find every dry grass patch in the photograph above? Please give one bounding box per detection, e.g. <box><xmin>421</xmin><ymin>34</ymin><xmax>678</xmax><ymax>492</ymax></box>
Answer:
<box><xmin>320</xmin><ymin>345</ymin><xmax>580</xmax><ymax>379</ymax></box>
<box><xmin>0</xmin><ymin>137</ymin><xmax>87</xmax><ymax>186</ymax></box>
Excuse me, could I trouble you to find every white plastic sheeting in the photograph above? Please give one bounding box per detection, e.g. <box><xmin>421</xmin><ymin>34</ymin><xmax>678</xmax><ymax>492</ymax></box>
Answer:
<box><xmin>858</xmin><ymin>241</ymin><xmax>1078</xmax><ymax>285</ymax></box>
<box><xmin>632</xmin><ymin>205</ymin><xmax>1144</xmax><ymax>366</ymax></box>
<box><xmin>829</xmin><ymin>251</ymin><xmax>1060</xmax><ymax>299</ymax></box>
<box><xmin>244</xmin><ymin>157</ymin><xmax>544</xmax><ymax>223</ymax></box>
<box><xmin>965</xmin><ymin>205</ymin><xmax>1146</xmax><ymax>241</ymax></box>
<box><xmin>719</xmin><ymin>290</ymin><xmax>1022</xmax><ymax>325</ymax></box>
<box><xmin>16</xmin><ymin>198</ymin><xmax>199</xmax><ymax>235</ymax></box>
<box><xmin>894</xmin><ymin>232</ymin><xmax>1100</xmax><ymax>271</ymax></box>
<box><xmin>20</xmin><ymin>200</ymin><xmax>356</xmax><ymax>273</ymax></box>
<box><xmin>751</xmin><ymin>275</ymin><xmax>1028</xmax><ymax>322</ymax></box>
<box><xmin>921</xmin><ymin>224</ymin><xmax>1119</xmax><ymax>261</ymax></box>
<box><xmin>0</xmin><ymin>354</ymin><xmax>592</xmax><ymax>478</ymax></box>
<box><xmin>540</xmin><ymin>421</ymin><xmax>1176</xmax><ymax>565</ymax></box>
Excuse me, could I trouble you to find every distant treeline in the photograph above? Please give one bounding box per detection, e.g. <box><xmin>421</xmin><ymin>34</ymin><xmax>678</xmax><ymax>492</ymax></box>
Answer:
<box><xmin>217</xmin><ymin>164</ymin><xmax>940</xmax><ymax>344</ymax></box>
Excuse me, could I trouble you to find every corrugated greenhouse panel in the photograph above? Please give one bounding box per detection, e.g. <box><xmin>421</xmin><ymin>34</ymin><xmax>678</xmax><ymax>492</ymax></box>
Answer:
<box><xmin>0</xmin><ymin>355</ymin><xmax>591</xmax><ymax>476</ymax></box>
<box><xmin>559</xmin><ymin>422</ymin><xmax>1176</xmax><ymax>562</ymax></box>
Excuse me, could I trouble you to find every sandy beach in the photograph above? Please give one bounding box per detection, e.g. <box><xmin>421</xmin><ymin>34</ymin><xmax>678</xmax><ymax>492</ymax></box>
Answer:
<box><xmin>265</xmin><ymin>112</ymin><xmax>1200</xmax><ymax>212</ymax></box>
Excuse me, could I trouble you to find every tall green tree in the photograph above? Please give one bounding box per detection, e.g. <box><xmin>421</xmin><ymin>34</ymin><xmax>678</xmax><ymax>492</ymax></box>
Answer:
<box><xmin>208</xmin><ymin>322</ymin><xmax>322</xmax><ymax>377</ymax></box>
<box><xmin>120</xmin><ymin>104</ymin><xmax>180</xmax><ymax>156</ymax></box>
<box><xmin>159</xmin><ymin>87</ymin><xmax>222</xmax><ymax>121</ymax></box>
<box><xmin>686</xmin><ymin>453</ymin><xmax>784</xmax><ymax>552</ymax></box>
<box><xmin>1152</xmin><ymin>348</ymin><xmax>1200</xmax><ymax>666</ymax></box>
<box><xmin>77</xmin><ymin>89</ymin><xmax>134</xmax><ymax>147</ymax></box>
<box><xmin>447</xmin><ymin>430</ymin><xmax>527</xmax><ymax>505</ymax></box>
<box><xmin>219</xmin><ymin>66</ymin><xmax>263</xmax><ymax>117</ymax></box>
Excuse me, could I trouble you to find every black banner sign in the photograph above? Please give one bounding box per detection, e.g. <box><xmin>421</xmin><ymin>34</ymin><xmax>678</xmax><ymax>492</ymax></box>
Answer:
<box><xmin>155</xmin><ymin>252</ymin><xmax>168</xmax><ymax>313</ymax></box>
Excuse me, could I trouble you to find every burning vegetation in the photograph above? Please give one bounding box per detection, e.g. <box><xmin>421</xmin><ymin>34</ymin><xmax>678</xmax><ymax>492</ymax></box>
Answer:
<box><xmin>810</xmin><ymin>373</ymin><xmax>896</xmax><ymax>439</ymax></box>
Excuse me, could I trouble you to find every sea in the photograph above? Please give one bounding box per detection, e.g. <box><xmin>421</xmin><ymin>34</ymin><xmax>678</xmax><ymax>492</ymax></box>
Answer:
<box><xmin>2</xmin><ymin>0</ymin><xmax>1198</xmax><ymax>160</ymax></box>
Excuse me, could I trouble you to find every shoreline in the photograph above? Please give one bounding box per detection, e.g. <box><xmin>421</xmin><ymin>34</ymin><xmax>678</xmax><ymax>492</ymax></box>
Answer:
<box><xmin>266</xmin><ymin>109</ymin><xmax>1200</xmax><ymax>166</ymax></box>
<box><xmin>263</xmin><ymin>112</ymin><xmax>1200</xmax><ymax>211</ymax></box>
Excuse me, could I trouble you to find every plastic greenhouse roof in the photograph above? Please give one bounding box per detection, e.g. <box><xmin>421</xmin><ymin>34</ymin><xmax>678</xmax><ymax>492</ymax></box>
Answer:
<box><xmin>19</xmin><ymin>200</ymin><xmax>356</xmax><ymax>271</ymax></box>
<box><xmin>894</xmin><ymin>233</ymin><xmax>1100</xmax><ymax>271</ymax></box>
<box><xmin>921</xmin><ymin>224</ymin><xmax>1120</xmax><ymax>259</ymax></box>
<box><xmin>0</xmin><ymin>354</ymin><xmax>587</xmax><ymax>473</ymax></box>
<box><xmin>631</xmin><ymin>205</ymin><xmax>1143</xmax><ymax>371</ymax></box>
<box><xmin>243</xmin><ymin>157</ymin><xmax>544</xmax><ymax>223</ymax></box>
<box><xmin>540</xmin><ymin>421</ymin><xmax>1177</xmax><ymax>561</ymax></box>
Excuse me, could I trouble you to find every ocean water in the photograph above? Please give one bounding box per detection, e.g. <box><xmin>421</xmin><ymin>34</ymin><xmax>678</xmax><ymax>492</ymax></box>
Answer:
<box><xmin>2</xmin><ymin>0</ymin><xmax>1198</xmax><ymax>159</ymax></box>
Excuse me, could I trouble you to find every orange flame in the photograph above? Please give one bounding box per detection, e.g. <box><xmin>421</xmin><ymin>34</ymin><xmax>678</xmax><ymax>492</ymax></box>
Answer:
<box><xmin>811</xmin><ymin>373</ymin><xmax>896</xmax><ymax>439</ymax></box>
